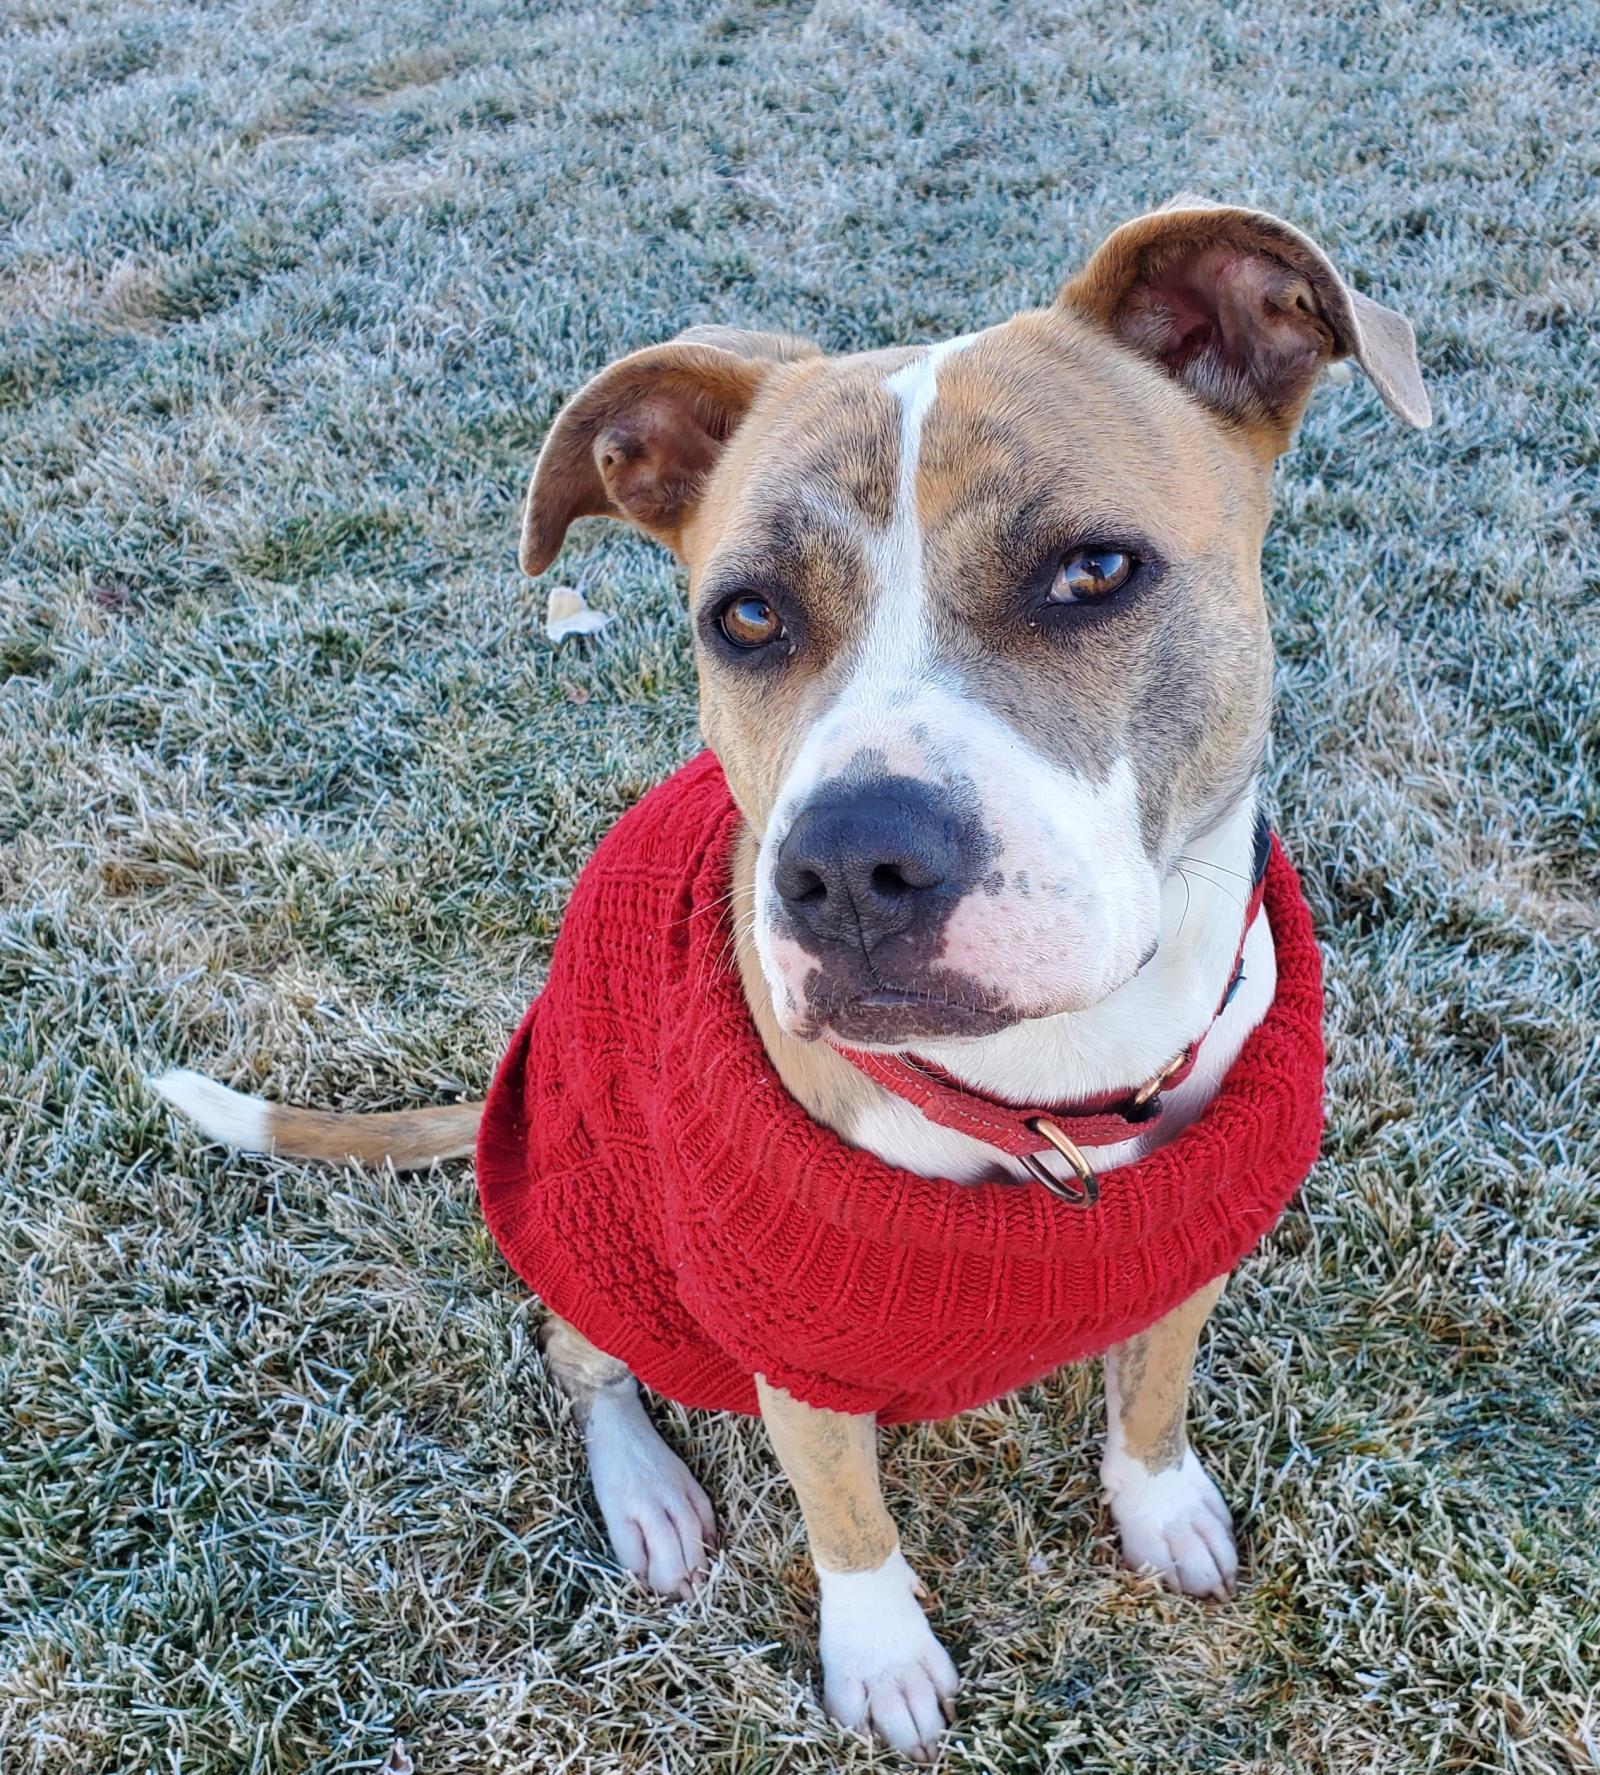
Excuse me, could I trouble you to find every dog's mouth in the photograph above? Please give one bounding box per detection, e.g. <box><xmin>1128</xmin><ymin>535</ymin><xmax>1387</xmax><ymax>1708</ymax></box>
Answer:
<box><xmin>784</xmin><ymin>944</ymin><xmax>1161</xmax><ymax>1049</ymax></box>
<box><xmin>805</xmin><ymin>985</ymin><xmax>1015</xmax><ymax>1049</ymax></box>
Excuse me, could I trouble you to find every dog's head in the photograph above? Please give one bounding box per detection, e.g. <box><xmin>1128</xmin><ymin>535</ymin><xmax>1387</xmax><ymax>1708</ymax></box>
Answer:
<box><xmin>522</xmin><ymin>203</ymin><xmax>1428</xmax><ymax>1047</ymax></box>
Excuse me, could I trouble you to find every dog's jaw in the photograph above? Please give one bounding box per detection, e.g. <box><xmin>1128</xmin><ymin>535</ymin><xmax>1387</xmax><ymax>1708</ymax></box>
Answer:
<box><xmin>840</xmin><ymin>790</ymin><xmax>1277</xmax><ymax>1187</ymax></box>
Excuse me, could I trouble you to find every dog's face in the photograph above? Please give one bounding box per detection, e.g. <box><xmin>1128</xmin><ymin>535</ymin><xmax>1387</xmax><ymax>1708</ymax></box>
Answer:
<box><xmin>524</xmin><ymin>204</ymin><xmax>1427</xmax><ymax>1047</ymax></box>
<box><xmin>687</xmin><ymin>319</ymin><xmax>1277</xmax><ymax>1046</ymax></box>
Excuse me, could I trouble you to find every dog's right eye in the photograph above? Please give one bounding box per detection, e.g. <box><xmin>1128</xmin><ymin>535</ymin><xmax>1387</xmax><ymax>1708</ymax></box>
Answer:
<box><xmin>718</xmin><ymin>595</ymin><xmax>786</xmax><ymax>650</ymax></box>
<box><xmin>1048</xmin><ymin>548</ymin><xmax>1135</xmax><ymax>604</ymax></box>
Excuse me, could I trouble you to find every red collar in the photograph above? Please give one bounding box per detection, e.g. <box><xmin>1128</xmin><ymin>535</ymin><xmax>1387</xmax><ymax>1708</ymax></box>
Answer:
<box><xmin>836</xmin><ymin>815</ymin><xmax>1272</xmax><ymax>1207</ymax></box>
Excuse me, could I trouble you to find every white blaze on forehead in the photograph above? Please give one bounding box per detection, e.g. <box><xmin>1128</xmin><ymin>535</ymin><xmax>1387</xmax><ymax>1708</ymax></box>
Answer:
<box><xmin>758</xmin><ymin>332</ymin><xmax>987</xmax><ymax>859</ymax></box>
<box><xmin>751</xmin><ymin>332</ymin><xmax>992</xmax><ymax>1031</ymax></box>
<box><xmin>849</xmin><ymin>332</ymin><xmax>982</xmax><ymax>701</ymax></box>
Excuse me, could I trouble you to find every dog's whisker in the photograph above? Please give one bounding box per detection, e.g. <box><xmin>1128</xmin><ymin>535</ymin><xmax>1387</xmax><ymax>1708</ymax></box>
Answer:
<box><xmin>1172</xmin><ymin>862</ymin><xmax>1246</xmax><ymax>913</ymax></box>
<box><xmin>699</xmin><ymin>902</ymin><xmax>761</xmax><ymax>987</ymax></box>
<box><xmin>1174</xmin><ymin>867</ymin><xmax>1195</xmax><ymax>940</ymax></box>
<box><xmin>1173</xmin><ymin>852</ymin><xmax>1254</xmax><ymax>885</ymax></box>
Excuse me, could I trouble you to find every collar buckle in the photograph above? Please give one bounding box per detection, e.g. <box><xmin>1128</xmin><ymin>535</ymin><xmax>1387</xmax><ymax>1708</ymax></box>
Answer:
<box><xmin>1132</xmin><ymin>1050</ymin><xmax>1188</xmax><ymax>1110</ymax></box>
<box><xmin>1022</xmin><ymin>1117</ymin><xmax>1100</xmax><ymax>1207</ymax></box>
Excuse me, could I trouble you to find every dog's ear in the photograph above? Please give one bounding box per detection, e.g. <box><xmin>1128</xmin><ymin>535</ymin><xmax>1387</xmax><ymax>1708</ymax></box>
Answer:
<box><xmin>520</xmin><ymin>329</ymin><xmax>821</xmax><ymax>574</ymax></box>
<box><xmin>1058</xmin><ymin>200</ymin><xmax>1430</xmax><ymax>450</ymax></box>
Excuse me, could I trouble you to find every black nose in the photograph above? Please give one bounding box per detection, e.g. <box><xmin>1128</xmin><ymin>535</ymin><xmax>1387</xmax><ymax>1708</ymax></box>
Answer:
<box><xmin>774</xmin><ymin>781</ymin><xmax>960</xmax><ymax>955</ymax></box>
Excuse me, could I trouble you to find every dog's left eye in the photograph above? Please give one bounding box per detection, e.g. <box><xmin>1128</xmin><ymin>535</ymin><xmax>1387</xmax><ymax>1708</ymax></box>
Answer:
<box><xmin>1048</xmin><ymin>548</ymin><xmax>1135</xmax><ymax>603</ymax></box>
<box><xmin>718</xmin><ymin>594</ymin><xmax>787</xmax><ymax>650</ymax></box>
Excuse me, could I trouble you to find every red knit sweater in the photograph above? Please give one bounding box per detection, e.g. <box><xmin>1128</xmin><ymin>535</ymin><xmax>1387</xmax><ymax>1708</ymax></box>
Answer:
<box><xmin>478</xmin><ymin>751</ymin><xmax>1325</xmax><ymax>1424</ymax></box>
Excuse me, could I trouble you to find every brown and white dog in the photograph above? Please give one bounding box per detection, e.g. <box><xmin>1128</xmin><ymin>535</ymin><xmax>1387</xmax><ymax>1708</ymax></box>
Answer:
<box><xmin>154</xmin><ymin>202</ymin><xmax>1428</xmax><ymax>1761</ymax></box>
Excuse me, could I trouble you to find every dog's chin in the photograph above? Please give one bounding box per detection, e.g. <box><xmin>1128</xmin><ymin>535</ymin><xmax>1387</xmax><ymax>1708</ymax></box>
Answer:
<box><xmin>806</xmin><ymin>990</ymin><xmax>1016</xmax><ymax>1049</ymax></box>
<box><xmin>773</xmin><ymin>952</ymin><xmax>1156</xmax><ymax>1049</ymax></box>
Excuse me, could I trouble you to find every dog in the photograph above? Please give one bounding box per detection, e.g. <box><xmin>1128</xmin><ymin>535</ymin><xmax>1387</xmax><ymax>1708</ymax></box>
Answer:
<box><xmin>153</xmin><ymin>201</ymin><xmax>1428</xmax><ymax>1761</ymax></box>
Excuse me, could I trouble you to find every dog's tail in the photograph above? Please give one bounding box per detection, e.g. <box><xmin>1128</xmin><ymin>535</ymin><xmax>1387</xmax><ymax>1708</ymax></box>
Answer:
<box><xmin>148</xmin><ymin>1069</ymin><xmax>482</xmax><ymax>1171</ymax></box>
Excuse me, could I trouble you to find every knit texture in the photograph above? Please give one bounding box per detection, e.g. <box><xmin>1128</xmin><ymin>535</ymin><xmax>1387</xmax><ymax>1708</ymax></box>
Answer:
<box><xmin>477</xmin><ymin>751</ymin><xmax>1326</xmax><ymax>1424</ymax></box>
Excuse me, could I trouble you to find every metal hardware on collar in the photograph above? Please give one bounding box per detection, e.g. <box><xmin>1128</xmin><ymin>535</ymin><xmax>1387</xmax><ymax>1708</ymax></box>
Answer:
<box><xmin>1021</xmin><ymin>1117</ymin><xmax>1100</xmax><ymax>1207</ymax></box>
<box><xmin>1132</xmin><ymin>1050</ymin><xmax>1189</xmax><ymax>1109</ymax></box>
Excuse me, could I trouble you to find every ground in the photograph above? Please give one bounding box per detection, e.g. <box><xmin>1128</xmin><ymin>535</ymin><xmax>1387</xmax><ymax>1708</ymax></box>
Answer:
<box><xmin>2</xmin><ymin>1</ymin><xmax>1597</xmax><ymax>1770</ymax></box>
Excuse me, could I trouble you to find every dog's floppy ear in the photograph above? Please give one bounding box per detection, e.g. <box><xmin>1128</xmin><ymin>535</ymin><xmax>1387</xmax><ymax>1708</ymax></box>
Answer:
<box><xmin>1059</xmin><ymin>200</ymin><xmax>1430</xmax><ymax>449</ymax></box>
<box><xmin>520</xmin><ymin>328</ymin><xmax>821</xmax><ymax>574</ymax></box>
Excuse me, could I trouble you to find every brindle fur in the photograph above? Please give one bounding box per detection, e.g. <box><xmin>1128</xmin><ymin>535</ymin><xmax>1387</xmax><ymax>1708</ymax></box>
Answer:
<box><xmin>1105</xmin><ymin>1275</ymin><xmax>1227</xmax><ymax>1474</ymax></box>
<box><xmin>541</xmin><ymin>1312</ymin><xmax>636</xmax><ymax>1430</ymax></box>
<box><xmin>756</xmin><ymin>1377</ymin><xmax>899</xmax><ymax>1575</ymax></box>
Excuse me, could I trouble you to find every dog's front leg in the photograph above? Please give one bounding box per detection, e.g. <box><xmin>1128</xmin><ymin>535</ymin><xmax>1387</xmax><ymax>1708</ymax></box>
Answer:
<box><xmin>1101</xmin><ymin>1274</ymin><xmax>1238</xmax><ymax>1599</ymax></box>
<box><xmin>756</xmin><ymin>1376</ymin><xmax>957</xmax><ymax>1762</ymax></box>
<box><xmin>542</xmin><ymin>1315</ymin><xmax>716</xmax><ymax>1599</ymax></box>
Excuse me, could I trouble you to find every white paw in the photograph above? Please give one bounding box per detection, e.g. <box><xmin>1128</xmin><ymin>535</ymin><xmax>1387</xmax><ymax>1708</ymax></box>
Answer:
<box><xmin>584</xmin><ymin>1389</ymin><xmax>716</xmax><ymax>1600</ymax></box>
<box><xmin>1102</xmin><ymin>1444</ymin><xmax>1238</xmax><ymax>1600</ymax></box>
<box><xmin>817</xmin><ymin>1548</ymin><xmax>959</xmax><ymax>1763</ymax></box>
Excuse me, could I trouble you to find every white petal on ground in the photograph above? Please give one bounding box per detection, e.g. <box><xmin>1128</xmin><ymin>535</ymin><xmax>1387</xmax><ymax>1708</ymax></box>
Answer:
<box><xmin>545</xmin><ymin>586</ymin><xmax>615</xmax><ymax>642</ymax></box>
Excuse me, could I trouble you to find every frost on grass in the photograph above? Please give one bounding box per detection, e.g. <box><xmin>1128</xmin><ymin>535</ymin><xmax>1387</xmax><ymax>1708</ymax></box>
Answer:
<box><xmin>1</xmin><ymin>2</ymin><xmax>1597</xmax><ymax>1772</ymax></box>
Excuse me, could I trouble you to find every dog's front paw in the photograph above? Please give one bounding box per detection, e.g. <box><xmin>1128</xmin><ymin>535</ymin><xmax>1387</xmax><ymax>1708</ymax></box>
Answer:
<box><xmin>585</xmin><ymin>1389</ymin><xmax>716</xmax><ymax>1600</ymax></box>
<box><xmin>1102</xmin><ymin>1444</ymin><xmax>1238</xmax><ymax>1600</ymax></box>
<box><xmin>817</xmin><ymin>1548</ymin><xmax>958</xmax><ymax>1763</ymax></box>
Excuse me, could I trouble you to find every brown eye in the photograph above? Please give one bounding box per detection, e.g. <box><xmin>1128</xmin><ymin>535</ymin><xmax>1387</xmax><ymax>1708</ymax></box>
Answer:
<box><xmin>718</xmin><ymin>594</ymin><xmax>786</xmax><ymax>650</ymax></box>
<box><xmin>1049</xmin><ymin>548</ymin><xmax>1135</xmax><ymax>603</ymax></box>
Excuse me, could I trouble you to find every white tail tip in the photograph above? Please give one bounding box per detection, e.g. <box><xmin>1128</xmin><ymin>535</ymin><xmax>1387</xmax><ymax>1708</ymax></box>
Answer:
<box><xmin>148</xmin><ymin>1068</ymin><xmax>272</xmax><ymax>1153</ymax></box>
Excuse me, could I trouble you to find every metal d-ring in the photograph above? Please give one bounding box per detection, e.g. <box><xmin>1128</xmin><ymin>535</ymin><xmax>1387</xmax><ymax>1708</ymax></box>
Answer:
<box><xmin>1021</xmin><ymin>1117</ymin><xmax>1100</xmax><ymax>1207</ymax></box>
<box><xmin>1132</xmin><ymin>1050</ymin><xmax>1187</xmax><ymax>1109</ymax></box>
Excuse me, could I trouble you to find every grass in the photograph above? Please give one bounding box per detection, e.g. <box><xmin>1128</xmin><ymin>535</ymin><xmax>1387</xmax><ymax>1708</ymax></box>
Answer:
<box><xmin>2</xmin><ymin>0</ymin><xmax>1597</xmax><ymax>1769</ymax></box>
